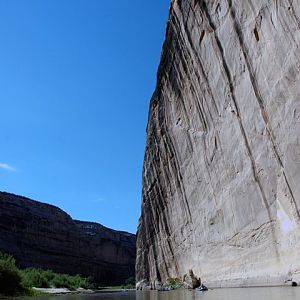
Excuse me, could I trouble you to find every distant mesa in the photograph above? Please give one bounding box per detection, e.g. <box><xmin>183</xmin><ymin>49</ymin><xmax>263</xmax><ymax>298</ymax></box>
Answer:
<box><xmin>0</xmin><ymin>191</ymin><xmax>136</xmax><ymax>285</ymax></box>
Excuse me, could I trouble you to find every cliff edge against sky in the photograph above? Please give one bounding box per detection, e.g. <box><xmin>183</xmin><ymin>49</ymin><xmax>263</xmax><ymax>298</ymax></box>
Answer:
<box><xmin>0</xmin><ymin>192</ymin><xmax>136</xmax><ymax>285</ymax></box>
<box><xmin>136</xmin><ymin>0</ymin><xmax>300</xmax><ymax>288</ymax></box>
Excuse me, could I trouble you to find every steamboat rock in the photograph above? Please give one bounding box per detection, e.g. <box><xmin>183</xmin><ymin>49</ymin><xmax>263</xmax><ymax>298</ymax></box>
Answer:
<box><xmin>0</xmin><ymin>192</ymin><xmax>136</xmax><ymax>284</ymax></box>
<box><xmin>136</xmin><ymin>0</ymin><xmax>300</xmax><ymax>288</ymax></box>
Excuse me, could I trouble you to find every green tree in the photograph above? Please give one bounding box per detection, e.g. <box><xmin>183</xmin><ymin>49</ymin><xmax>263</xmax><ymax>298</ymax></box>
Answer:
<box><xmin>0</xmin><ymin>252</ymin><xmax>24</xmax><ymax>296</ymax></box>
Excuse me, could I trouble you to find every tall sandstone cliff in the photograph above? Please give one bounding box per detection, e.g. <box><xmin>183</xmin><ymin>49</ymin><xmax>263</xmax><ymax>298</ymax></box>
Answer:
<box><xmin>0</xmin><ymin>192</ymin><xmax>136</xmax><ymax>284</ymax></box>
<box><xmin>136</xmin><ymin>0</ymin><xmax>300</xmax><ymax>288</ymax></box>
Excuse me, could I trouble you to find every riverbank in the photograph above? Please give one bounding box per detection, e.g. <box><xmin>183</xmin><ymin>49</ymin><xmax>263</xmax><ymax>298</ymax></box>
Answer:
<box><xmin>32</xmin><ymin>287</ymin><xmax>135</xmax><ymax>295</ymax></box>
<box><xmin>0</xmin><ymin>251</ymin><xmax>136</xmax><ymax>297</ymax></box>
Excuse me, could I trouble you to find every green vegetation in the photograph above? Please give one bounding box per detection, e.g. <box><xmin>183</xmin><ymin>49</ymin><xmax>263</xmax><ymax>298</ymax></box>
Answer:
<box><xmin>166</xmin><ymin>277</ymin><xmax>183</xmax><ymax>290</ymax></box>
<box><xmin>121</xmin><ymin>277</ymin><xmax>135</xmax><ymax>289</ymax></box>
<box><xmin>0</xmin><ymin>252</ymin><xmax>25</xmax><ymax>296</ymax></box>
<box><xmin>21</xmin><ymin>268</ymin><xmax>94</xmax><ymax>290</ymax></box>
<box><xmin>0</xmin><ymin>252</ymin><xmax>94</xmax><ymax>296</ymax></box>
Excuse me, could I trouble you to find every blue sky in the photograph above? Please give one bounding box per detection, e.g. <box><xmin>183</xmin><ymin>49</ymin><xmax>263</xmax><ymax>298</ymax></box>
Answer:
<box><xmin>0</xmin><ymin>0</ymin><xmax>170</xmax><ymax>233</ymax></box>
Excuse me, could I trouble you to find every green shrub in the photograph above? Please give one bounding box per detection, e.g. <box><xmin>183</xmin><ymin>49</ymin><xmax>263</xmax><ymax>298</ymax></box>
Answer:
<box><xmin>21</xmin><ymin>268</ymin><xmax>93</xmax><ymax>290</ymax></box>
<box><xmin>166</xmin><ymin>277</ymin><xmax>183</xmax><ymax>289</ymax></box>
<box><xmin>21</xmin><ymin>268</ymin><xmax>51</xmax><ymax>288</ymax></box>
<box><xmin>21</xmin><ymin>268</ymin><xmax>94</xmax><ymax>290</ymax></box>
<box><xmin>125</xmin><ymin>277</ymin><xmax>135</xmax><ymax>285</ymax></box>
<box><xmin>0</xmin><ymin>252</ymin><xmax>24</xmax><ymax>296</ymax></box>
<box><xmin>0</xmin><ymin>252</ymin><xmax>94</xmax><ymax>295</ymax></box>
<box><xmin>50</xmin><ymin>273</ymin><xmax>93</xmax><ymax>290</ymax></box>
<box><xmin>121</xmin><ymin>277</ymin><xmax>135</xmax><ymax>289</ymax></box>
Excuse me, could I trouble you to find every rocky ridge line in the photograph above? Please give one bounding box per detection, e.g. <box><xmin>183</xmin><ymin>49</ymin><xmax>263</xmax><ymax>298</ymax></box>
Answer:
<box><xmin>0</xmin><ymin>191</ymin><xmax>136</xmax><ymax>285</ymax></box>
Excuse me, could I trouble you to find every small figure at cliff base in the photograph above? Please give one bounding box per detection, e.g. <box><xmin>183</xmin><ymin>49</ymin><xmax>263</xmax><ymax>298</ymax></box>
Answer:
<box><xmin>196</xmin><ymin>284</ymin><xmax>208</xmax><ymax>292</ymax></box>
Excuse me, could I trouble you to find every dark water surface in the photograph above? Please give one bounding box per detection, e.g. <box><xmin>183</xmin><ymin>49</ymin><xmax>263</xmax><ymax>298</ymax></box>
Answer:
<box><xmin>24</xmin><ymin>287</ymin><xmax>300</xmax><ymax>300</ymax></box>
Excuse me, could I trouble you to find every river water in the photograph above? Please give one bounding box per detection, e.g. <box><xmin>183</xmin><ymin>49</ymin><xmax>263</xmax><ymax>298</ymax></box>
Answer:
<box><xmin>24</xmin><ymin>287</ymin><xmax>300</xmax><ymax>300</ymax></box>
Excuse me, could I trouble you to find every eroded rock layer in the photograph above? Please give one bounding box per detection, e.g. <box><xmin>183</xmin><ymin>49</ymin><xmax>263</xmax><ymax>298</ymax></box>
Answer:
<box><xmin>0</xmin><ymin>192</ymin><xmax>136</xmax><ymax>284</ymax></box>
<box><xmin>136</xmin><ymin>0</ymin><xmax>300</xmax><ymax>288</ymax></box>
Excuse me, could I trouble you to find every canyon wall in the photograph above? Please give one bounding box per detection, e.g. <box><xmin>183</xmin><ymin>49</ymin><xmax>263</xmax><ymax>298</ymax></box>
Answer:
<box><xmin>136</xmin><ymin>0</ymin><xmax>300</xmax><ymax>288</ymax></box>
<box><xmin>0</xmin><ymin>192</ymin><xmax>136</xmax><ymax>284</ymax></box>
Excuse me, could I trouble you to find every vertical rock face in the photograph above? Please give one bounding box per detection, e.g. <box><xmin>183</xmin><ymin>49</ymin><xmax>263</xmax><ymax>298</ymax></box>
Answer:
<box><xmin>136</xmin><ymin>0</ymin><xmax>300</xmax><ymax>288</ymax></box>
<box><xmin>0</xmin><ymin>192</ymin><xmax>136</xmax><ymax>284</ymax></box>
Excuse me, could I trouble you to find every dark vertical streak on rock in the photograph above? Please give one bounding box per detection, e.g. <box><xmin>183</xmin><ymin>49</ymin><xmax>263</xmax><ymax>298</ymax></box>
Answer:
<box><xmin>283</xmin><ymin>172</ymin><xmax>300</xmax><ymax>220</ymax></box>
<box><xmin>227</xmin><ymin>0</ymin><xmax>300</xmax><ymax>221</ymax></box>
<box><xmin>227</xmin><ymin>0</ymin><xmax>283</xmax><ymax>166</ymax></box>
<box><xmin>200</xmin><ymin>0</ymin><xmax>279</xmax><ymax>258</ymax></box>
<box><xmin>186</xmin><ymin>3</ymin><xmax>221</xmax><ymax>117</ymax></box>
<box><xmin>171</xmin><ymin>12</ymin><xmax>209</xmax><ymax>133</ymax></box>
<box><xmin>174</xmin><ymin>4</ymin><xmax>220</xmax><ymax>123</ymax></box>
<box><xmin>200</xmin><ymin>30</ymin><xmax>206</xmax><ymax>43</ymax></box>
<box><xmin>165</xmin><ymin>132</ymin><xmax>193</xmax><ymax>223</ymax></box>
<box><xmin>144</xmin><ymin>135</ymin><xmax>182</xmax><ymax>277</ymax></box>
<box><xmin>253</xmin><ymin>27</ymin><xmax>260</xmax><ymax>41</ymax></box>
<box><xmin>287</xmin><ymin>0</ymin><xmax>300</xmax><ymax>30</ymax></box>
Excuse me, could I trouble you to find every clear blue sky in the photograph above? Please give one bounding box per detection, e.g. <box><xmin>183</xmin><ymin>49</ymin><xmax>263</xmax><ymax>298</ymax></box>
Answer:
<box><xmin>0</xmin><ymin>0</ymin><xmax>170</xmax><ymax>233</ymax></box>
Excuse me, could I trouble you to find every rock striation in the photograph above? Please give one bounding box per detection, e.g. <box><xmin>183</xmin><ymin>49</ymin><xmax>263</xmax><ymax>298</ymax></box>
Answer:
<box><xmin>136</xmin><ymin>0</ymin><xmax>300</xmax><ymax>288</ymax></box>
<box><xmin>0</xmin><ymin>192</ymin><xmax>136</xmax><ymax>284</ymax></box>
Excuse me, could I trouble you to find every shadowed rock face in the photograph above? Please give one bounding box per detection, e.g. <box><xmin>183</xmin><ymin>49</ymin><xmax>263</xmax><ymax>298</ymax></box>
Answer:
<box><xmin>0</xmin><ymin>192</ymin><xmax>136</xmax><ymax>285</ymax></box>
<box><xmin>136</xmin><ymin>0</ymin><xmax>300</xmax><ymax>289</ymax></box>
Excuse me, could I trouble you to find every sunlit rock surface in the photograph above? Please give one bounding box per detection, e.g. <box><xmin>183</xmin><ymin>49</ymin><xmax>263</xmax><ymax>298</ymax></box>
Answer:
<box><xmin>0</xmin><ymin>192</ymin><xmax>136</xmax><ymax>284</ymax></box>
<box><xmin>136</xmin><ymin>0</ymin><xmax>300</xmax><ymax>288</ymax></box>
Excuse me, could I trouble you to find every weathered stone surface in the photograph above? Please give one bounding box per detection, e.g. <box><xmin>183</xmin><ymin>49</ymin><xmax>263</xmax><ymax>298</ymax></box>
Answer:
<box><xmin>0</xmin><ymin>192</ymin><xmax>136</xmax><ymax>284</ymax></box>
<box><xmin>136</xmin><ymin>0</ymin><xmax>300</xmax><ymax>288</ymax></box>
<box><xmin>183</xmin><ymin>270</ymin><xmax>201</xmax><ymax>289</ymax></box>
